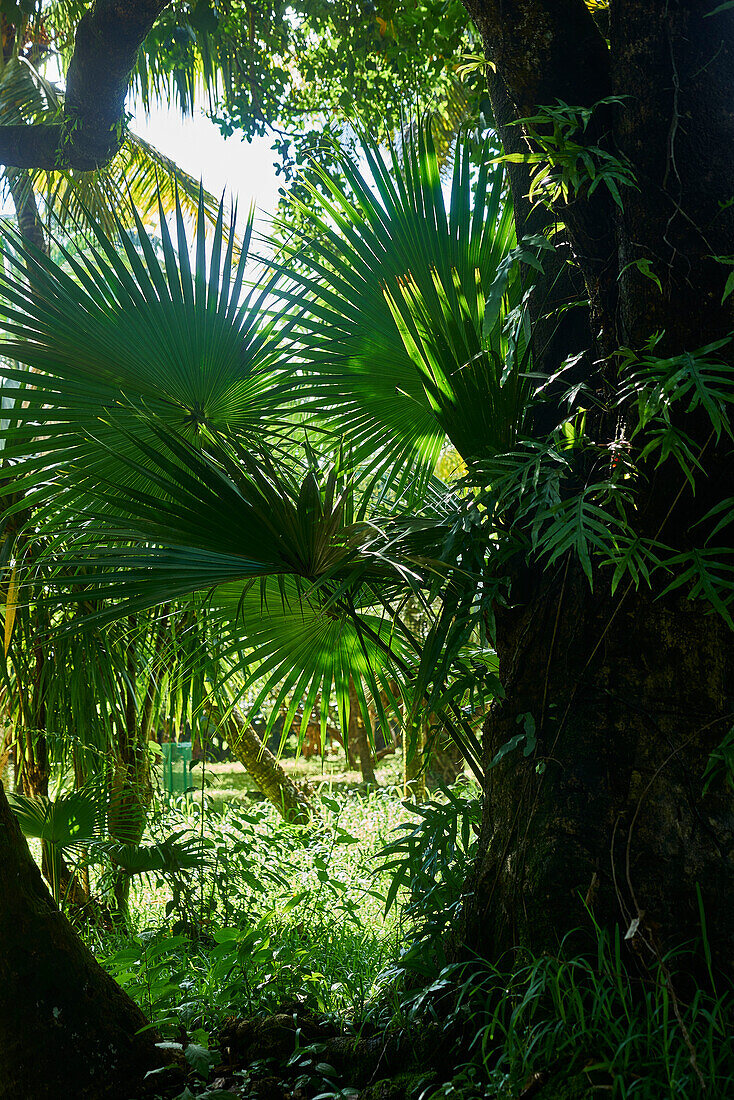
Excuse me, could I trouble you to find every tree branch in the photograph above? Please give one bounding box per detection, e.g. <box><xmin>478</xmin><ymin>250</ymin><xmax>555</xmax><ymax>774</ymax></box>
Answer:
<box><xmin>0</xmin><ymin>0</ymin><xmax>170</xmax><ymax>170</ymax></box>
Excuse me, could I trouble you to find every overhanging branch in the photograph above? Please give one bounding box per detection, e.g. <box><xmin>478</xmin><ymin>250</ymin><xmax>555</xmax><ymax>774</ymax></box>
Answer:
<box><xmin>0</xmin><ymin>125</ymin><xmax>61</xmax><ymax>170</ymax></box>
<box><xmin>0</xmin><ymin>0</ymin><xmax>171</xmax><ymax>171</ymax></box>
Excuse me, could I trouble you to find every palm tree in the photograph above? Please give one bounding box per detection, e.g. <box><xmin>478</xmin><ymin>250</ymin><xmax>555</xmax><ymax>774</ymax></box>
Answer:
<box><xmin>0</xmin><ymin>120</ymin><xmax>517</xmax><ymax>1094</ymax></box>
<box><xmin>1</xmin><ymin>123</ymin><xmax>509</xmax><ymax>770</ymax></box>
<box><xmin>0</xmin><ymin>9</ymin><xmax>241</xmax><ymax>908</ymax></box>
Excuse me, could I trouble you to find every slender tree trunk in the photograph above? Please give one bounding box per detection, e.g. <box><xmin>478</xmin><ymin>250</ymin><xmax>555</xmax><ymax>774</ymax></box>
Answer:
<box><xmin>403</xmin><ymin>722</ymin><xmax>426</xmax><ymax>800</ymax></box>
<box><xmin>24</xmin><ymin>640</ymin><xmax>50</xmax><ymax>800</ymax></box>
<box><xmin>5</xmin><ymin>167</ymin><xmax>46</xmax><ymax>253</ymax></box>
<box><xmin>6</xmin><ymin>178</ymin><xmax>114</xmax><ymax>921</ymax></box>
<box><xmin>426</xmin><ymin>732</ymin><xmax>464</xmax><ymax>788</ymax></box>
<box><xmin>5</xmin><ymin>171</ymin><xmax>51</xmax><ymax>808</ymax></box>
<box><xmin>348</xmin><ymin>677</ymin><xmax>378</xmax><ymax>785</ymax></box>
<box><xmin>108</xmin><ymin>620</ymin><xmax>151</xmax><ymax>917</ymax></box>
<box><xmin>218</xmin><ymin>704</ymin><xmax>312</xmax><ymax>823</ymax></box>
<box><xmin>0</xmin><ymin>723</ymin><xmax>11</xmax><ymax>784</ymax></box>
<box><xmin>0</xmin><ymin>779</ymin><xmax>162</xmax><ymax>1098</ymax></box>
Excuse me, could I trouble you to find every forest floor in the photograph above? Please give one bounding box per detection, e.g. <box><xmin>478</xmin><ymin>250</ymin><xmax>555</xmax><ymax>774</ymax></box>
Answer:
<box><xmin>90</xmin><ymin>759</ymin><xmax>434</xmax><ymax>1099</ymax></box>
<box><xmin>21</xmin><ymin>758</ymin><xmax>731</xmax><ymax>1098</ymax></box>
<box><xmin>143</xmin><ymin>756</ymin><xmax>464</xmax><ymax>1098</ymax></box>
<box><xmin>201</xmin><ymin>751</ymin><xmax>405</xmax><ymax>809</ymax></box>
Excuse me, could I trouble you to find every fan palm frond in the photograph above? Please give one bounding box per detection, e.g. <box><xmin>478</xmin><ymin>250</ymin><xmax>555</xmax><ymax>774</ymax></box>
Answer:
<box><xmin>206</xmin><ymin>575</ymin><xmax>407</xmax><ymax>742</ymax></box>
<box><xmin>0</xmin><ymin>135</ymin><xmax>498</xmax><ymax>777</ymax></box>
<box><xmin>0</xmin><ymin>193</ymin><xmax>294</xmax><ymax>512</ymax></box>
<box><xmin>8</xmin><ymin>787</ymin><xmax>101</xmax><ymax>848</ymax></box>
<box><xmin>100</xmin><ymin>833</ymin><xmax>209</xmax><ymax>876</ymax></box>
<box><xmin>274</xmin><ymin>120</ymin><xmax>521</xmax><ymax>485</ymax></box>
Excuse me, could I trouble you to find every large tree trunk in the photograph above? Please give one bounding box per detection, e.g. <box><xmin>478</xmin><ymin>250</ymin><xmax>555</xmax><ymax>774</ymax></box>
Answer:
<box><xmin>459</xmin><ymin>0</ymin><xmax>734</xmax><ymax>974</ymax></box>
<box><xmin>461</xmin><ymin>568</ymin><xmax>734</xmax><ymax>969</ymax></box>
<box><xmin>0</xmin><ymin>780</ymin><xmax>162</xmax><ymax>1098</ymax></box>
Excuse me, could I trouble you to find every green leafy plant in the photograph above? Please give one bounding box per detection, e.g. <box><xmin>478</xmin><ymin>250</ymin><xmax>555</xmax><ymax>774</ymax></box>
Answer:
<box><xmin>375</xmin><ymin>782</ymin><xmax>481</xmax><ymax>973</ymax></box>
<box><xmin>99</xmin><ymin>788</ymin><xmax>408</xmax><ymax>1031</ymax></box>
<box><xmin>8</xmin><ymin>785</ymin><xmax>101</xmax><ymax>901</ymax></box>
<box><xmin>501</xmin><ymin>97</ymin><xmax>637</xmax><ymax>209</ymax></box>
<box><xmin>276</xmin><ymin>120</ymin><xmax>522</xmax><ymax>483</ymax></box>
<box><xmin>425</xmin><ymin>931</ymin><xmax>734</xmax><ymax>1099</ymax></box>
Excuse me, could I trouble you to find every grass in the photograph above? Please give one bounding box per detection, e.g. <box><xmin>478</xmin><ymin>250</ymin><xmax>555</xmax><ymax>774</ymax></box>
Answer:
<box><xmin>196</xmin><ymin>752</ymin><xmax>405</xmax><ymax>808</ymax></box>
<box><xmin>422</xmin><ymin>935</ymin><xmax>734</xmax><ymax>1099</ymax></box>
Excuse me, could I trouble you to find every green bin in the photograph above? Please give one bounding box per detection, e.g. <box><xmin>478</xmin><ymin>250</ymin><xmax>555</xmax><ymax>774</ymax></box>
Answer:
<box><xmin>161</xmin><ymin>741</ymin><xmax>193</xmax><ymax>799</ymax></box>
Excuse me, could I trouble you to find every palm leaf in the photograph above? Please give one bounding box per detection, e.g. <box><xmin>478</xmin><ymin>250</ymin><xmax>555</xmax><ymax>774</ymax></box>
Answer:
<box><xmin>273</xmin><ymin>121</ymin><xmax>520</xmax><ymax>484</ymax></box>
<box><xmin>8</xmin><ymin>787</ymin><xmax>102</xmax><ymax>848</ymax></box>
<box><xmin>0</xmin><ymin>193</ymin><xmax>294</xmax><ymax>517</ymax></box>
<box><xmin>99</xmin><ymin>833</ymin><xmax>209</xmax><ymax>876</ymax></box>
<box><xmin>0</xmin><ymin>137</ymin><xmax>498</xmax><ymax>774</ymax></box>
<box><xmin>206</xmin><ymin>576</ymin><xmax>407</xmax><ymax>744</ymax></box>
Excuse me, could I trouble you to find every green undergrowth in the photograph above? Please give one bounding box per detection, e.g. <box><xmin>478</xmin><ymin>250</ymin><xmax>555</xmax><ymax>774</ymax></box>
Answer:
<box><xmin>81</xmin><ymin>781</ymin><xmax>732</xmax><ymax>1099</ymax></box>
<box><xmin>91</xmin><ymin>784</ymin><xmax>412</xmax><ymax>1031</ymax></box>
<box><xmin>418</xmin><ymin>932</ymin><xmax>734</xmax><ymax>1099</ymax></box>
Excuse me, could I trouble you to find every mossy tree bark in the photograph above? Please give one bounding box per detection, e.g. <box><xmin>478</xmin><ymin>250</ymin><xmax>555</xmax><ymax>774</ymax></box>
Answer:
<box><xmin>458</xmin><ymin>0</ymin><xmax>734</xmax><ymax>974</ymax></box>
<box><xmin>349</xmin><ymin>677</ymin><xmax>378</xmax><ymax>785</ymax></box>
<box><xmin>219</xmin><ymin>704</ymin><xmax>312</xmax><ymax>823</ymax></box>
<box><xmin>463</xmin><ymin>571</ymin><xmax>734</xmax><ymax>967</ymax></box>
<box><xmin>0</xmin><ymin>0</ymin><xmax>171</xmax><ymax>170</ymax></box>
<box><xmin>0</xmin><ymin>779</ymin><xmax>162</xmax><ymax>1098</ymax></box>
